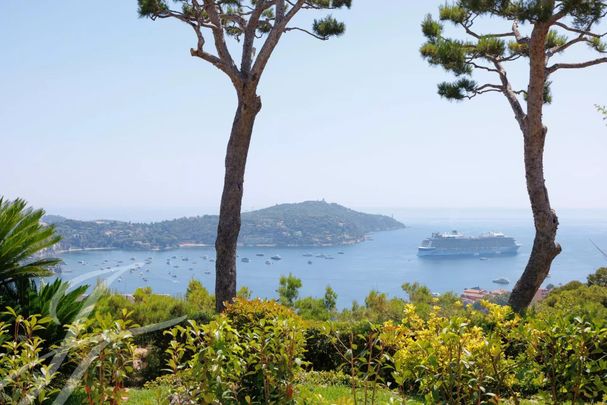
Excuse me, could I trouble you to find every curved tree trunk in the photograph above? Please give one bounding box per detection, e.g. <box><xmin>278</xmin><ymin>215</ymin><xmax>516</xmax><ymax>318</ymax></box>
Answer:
<box><xmin>508</xmin><ymin>126</ymin><xmax>562</xmax><ymax>312</ymax></box>
<box><xmin>508</xmin><ymin>25</ymin><xmax>562</xmax><ymax>313</ymax></box>
<box><xmin>215</xmin><ymin>89</ymin><xmax>262</xmax><ymax>312</ymax></box>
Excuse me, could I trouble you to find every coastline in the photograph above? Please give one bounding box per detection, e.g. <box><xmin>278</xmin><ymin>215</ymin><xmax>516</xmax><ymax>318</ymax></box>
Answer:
<box><xmin>54</xmin><ymin>232</ymin><xmax>387</xmax><ymax>253</ymax></box>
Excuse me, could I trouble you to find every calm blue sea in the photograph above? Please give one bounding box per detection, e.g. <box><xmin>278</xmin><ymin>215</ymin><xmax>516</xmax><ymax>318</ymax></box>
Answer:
<box><xmin>54</xmin><ymin>209</ymin><xmax>607</xmax><ymax>309</ymax></box>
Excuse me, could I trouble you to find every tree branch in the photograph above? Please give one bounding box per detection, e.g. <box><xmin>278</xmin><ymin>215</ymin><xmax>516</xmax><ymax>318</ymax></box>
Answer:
<box><xmin>492</xmin><ymin>59</ymin><xmax>527</xmax><ymax>131</ymax></box>
<box><xmin>285</xmin><ymin>26</ymin><xmax>328</xmax><ymax>40</ymax></box>
<box><xmin>547</xmin><ymin>57</ymin><xmax>607</xmax><ymax>74</ymax></box>
<box><xmin>554</xmin><ymin>21</ymin><xmax>607</xmax><ymax>39</ymax></box>
<box><xmin>546</xmin><ymin>35</ymin><xmax>588</xmax><ymax>57</ymax></box>
<box><xmin>199</xmin><ymin>0</ymin><xmax>239</xmax><ymax>76</ymax></box>
<box><xmin>251</xmin><ymin>0</ymin><xmax>306</xmax><ymax>80</ymax></box>
<box><xmin>241</xmin><ymin>0</ymin><xmax>274</xmax><ymax>74</ymax></box>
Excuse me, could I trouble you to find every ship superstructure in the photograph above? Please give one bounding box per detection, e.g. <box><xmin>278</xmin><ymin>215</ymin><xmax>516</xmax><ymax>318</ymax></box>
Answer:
<box><xmin>418</xmin><ymin>230</ymin><xmax>520</xmax><ymax>257</ymax></box>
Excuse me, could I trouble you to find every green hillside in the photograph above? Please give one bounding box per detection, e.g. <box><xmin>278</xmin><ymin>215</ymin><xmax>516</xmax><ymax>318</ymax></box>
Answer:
<box><xmin>46</xmin><ymin>201</ymin><xmax>404</xmax><ymax>251</ymax></box>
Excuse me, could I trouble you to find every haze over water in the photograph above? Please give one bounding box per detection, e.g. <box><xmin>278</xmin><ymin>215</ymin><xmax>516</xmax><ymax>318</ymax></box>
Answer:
<box><xmin>55</xmin><ymin>208</ymin><xmax>607</xmax><ymax>309</ymax></box>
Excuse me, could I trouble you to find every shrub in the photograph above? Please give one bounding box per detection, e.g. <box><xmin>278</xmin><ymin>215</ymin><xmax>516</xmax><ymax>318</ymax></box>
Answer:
<box><xmin>587</xmin><ymin>267</ymin><xmax>607</xmax><ymax>288</ymax></box>
<box><xmin>65</xmin><ymin>309</ymin><xmax>138</xmax><ymax>405</ymax></box>
<box><xmin>391</xmin><ymin>303</ymin><xmax>520</xmax><ymax>403</ymax></box>
<box><xmin>523</xmin><ymin>313</ymin><xmax>607</xmax><ymax>403</ymax></box>
<box><xmin>223</xmin><ymin>297</ymin><xmax>297</xmax><ymax>328</ymax></box>
<box><xmin>0</xmin><ymin>308</ymin><xmax>57</xmax><ymax>403</ymax></box>
<box><xmin>304</xmin><ymin>321</ymin><xmax>375</xmax><ymax>372</ymax></box>
<box><xmin>537</xmin><ymin>282</ymin><xmax>607</xmax><ymax>318</ymax></box>
<box><xmin>162</xmin><ymin>299</ymin><xmax>306</xmax><ymax>403</ymax></box>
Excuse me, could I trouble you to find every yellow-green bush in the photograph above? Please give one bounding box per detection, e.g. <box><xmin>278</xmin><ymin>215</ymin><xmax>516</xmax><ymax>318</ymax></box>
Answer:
<box><xmin>389</xmin><ymin>302</ymin><xmax>519</xmax><ymax>403</ymax></box>
<box><xmin>161</xmin><ymin>298</ymin><xmax>307</xmax><ymax>404</ymax></box>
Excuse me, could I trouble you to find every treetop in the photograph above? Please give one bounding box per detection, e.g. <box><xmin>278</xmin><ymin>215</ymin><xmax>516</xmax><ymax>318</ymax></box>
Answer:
<box><xmin>421</xmin><ymin>0</ymin><xmax>607</xmax><ymax>105</ymax></box>
<box><xmin>138</xmin><ymin>0</ymin><xmax>352</xmax><ymax>87</ymax></box>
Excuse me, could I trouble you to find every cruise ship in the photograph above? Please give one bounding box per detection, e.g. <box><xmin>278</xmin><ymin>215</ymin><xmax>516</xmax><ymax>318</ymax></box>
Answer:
<box><xmin>418</xmin><ymin>230</ymin><xmax>520</xmax><ymax>257</ymax></box>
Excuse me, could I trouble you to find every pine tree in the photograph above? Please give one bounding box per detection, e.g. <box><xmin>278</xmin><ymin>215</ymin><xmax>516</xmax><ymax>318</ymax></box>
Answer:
<box><xmin>138</xmin><ymin>0</ymin><xmax>352</xmax><ymax>312</ymax></box>
<box><xmin>420</xmin><ymin>0</ymin><xmax>607</xmax><ymax>312</ymax></box>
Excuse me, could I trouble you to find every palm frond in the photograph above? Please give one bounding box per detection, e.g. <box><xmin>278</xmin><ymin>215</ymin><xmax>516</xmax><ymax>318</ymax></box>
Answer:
<box><xmin>0</xmin><ymin>197</ymin><xmax>62</xmax><ymax>305</ymax></box>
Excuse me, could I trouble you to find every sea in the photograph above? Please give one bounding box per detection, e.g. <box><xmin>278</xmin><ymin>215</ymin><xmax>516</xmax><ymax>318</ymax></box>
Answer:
<box><xmin>54</xmin><ymin>209</ymin><xmax>607</xmax><ymax>309</ymax></box>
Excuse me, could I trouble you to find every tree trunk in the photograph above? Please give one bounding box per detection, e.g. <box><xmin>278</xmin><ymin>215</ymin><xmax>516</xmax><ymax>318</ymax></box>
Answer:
<box><xmin>215</xmin><ymin>89</ymin><xmax>262</xmax><ymax>312</ymax></box>
<box><xmin>508</xmin><ymin>25</ymin><xmax>562</xmax><ymax>313</ymax></box>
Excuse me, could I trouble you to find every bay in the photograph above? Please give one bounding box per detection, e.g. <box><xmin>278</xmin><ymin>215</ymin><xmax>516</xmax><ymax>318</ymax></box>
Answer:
<box><xmin>55</xmin><ymin>209</ymin><xmax>607</xmax><ymax>309</ymax></box>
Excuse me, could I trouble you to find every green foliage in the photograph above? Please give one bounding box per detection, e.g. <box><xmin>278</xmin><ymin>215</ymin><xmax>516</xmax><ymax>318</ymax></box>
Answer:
<box><xmin>420</xmin><ymin>36</ymin><xmax>472</xmax><ymax>77</ymax></box>
<box><xmin>420</xmin><ymin>0</ymin><xmax>607</xmax><ymax>104</ymax></box>
<box><xmin>0</xmin><ymin>198</ymin><xmax>61</xmax><ymax>306</ymax></box>
<box><xmin>597</xmin><ymin>104</ymin><xmax>607</xmax><ymax>123</ymax></box>
<box><xmin>524</xmin><ymin>313</ymin><xmax>607</xmax><ymax>403</ymax></box>
<box><xmin>323</xmin><ymin>285</ymin><xmax>337</xmax><ymax>312</ymax></box>
<box><xmin>185</xmin><ymin>279</ymin><xmax>215</xmax><ymax>315</ymax></box>
<box><xmin>162</xmin><ymin>298</ymin><xmax>306</xmax><ymax>403</ymax></box>
<box><xmin>0</xmin><ymin>308</ymin><xmax>57</xmax><ymax>403</ymax></box>
<box><xmin>96</xmin><ymin>282</ymin><xmax>213</xmax><ymax>327</ymax></box>
<box><xmin>421</xmin><ymin>14</ymin><xmax>442</xmax><ymax>39</ymax></box>
<box><xmin>476</xmin><ymin>36</ymin><xmax>506</xmax><ymax>57</ymax></box>
<box><xmin>295</xmin><ymin>297</ymin><xmax>331</xmax><ymax>321</ymax></box>
<box><xmin>391</xmin><ymin>302</ymin><xmax>521</xmax><ymax>403</ymax></box>
<box><xmin>545</xmin><ymin>29</ymin><xmax>568</xmax><ymax>51</ymax></box>
<box><xmin>320</xmin><ymin>322</ymin><xmax>393</xmax><ymax>404</ymax></box>
<box><xmin>589</xmin><ymin>37</ymin><xmax>607</xmax><ymax>52</ymax></box>
<box><xmin>437</xmin><ymin>78</ymin><xmax>478</xmax><ymax>100</ymax></box>
<box><xmin>137</xmin><ymin>0</ymin><xmax>351</xmax><ymax>50</ymax></box>
<box><xmin>439</xmin><ymin>4</ymin><xmax>467</xmax><ymax>23</ymax></box>
<box><xmin>3</xmin><ymin>280</ymin><xmax>607</xmax><ymax>403</ymax></box>
<box><xmin>223</xmin><ymin>296</ymin><xmax>298</xmax><ymax>327</ymax></box>
<box><xmin>537</xmin><ymin>280</ymin><xmax>607</xmax><ymax>318</ymax></box>
<box><xmin>237</xmin><ymin>285</ymin><xmax>252</xmax><ymax>299</ymax></box>
<box><xmin>137</xmin><ymin>0</ymin><xmax>168</xmax><ymax>17</ymax></box>
<box><xmin>313</xmin><ymin>16</ymin><xmax>346</xmax><ymax>38</ymax></box>
<box><xmin>278</xmin><ymin>273</ymin><xmax>303</xmax><ymax>307</ymax></box>
<box><xmin>68</xmin><ymin>309</ymin><xmax>137</xmax><ymax>404</ymax></box>
<box><xmin>587</xmin><ymin>267</ymin><xmax>607</xmax><ymax>287</ymax></box>
<box><xmin>17</xmin><ymin>279</ymin><xmax>87</xmax><ymax>346</ymax></box>
<box><xmin>402</xmin><ymin>282</ymin><xmax>463</xmax><ymax>319</ymax></box>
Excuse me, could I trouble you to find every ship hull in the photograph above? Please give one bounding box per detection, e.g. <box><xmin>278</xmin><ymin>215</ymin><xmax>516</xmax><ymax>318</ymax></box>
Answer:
<box><xmin>417</xmin><ymin>245</ymin><xmax>519</xmax><ymax>257</ymax></box>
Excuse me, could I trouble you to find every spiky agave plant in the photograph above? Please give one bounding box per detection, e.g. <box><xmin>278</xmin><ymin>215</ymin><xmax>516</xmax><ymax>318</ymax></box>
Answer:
<box><xmin>0</xmin><ymin>198</ymin><xmax>61</xmax><ymax>306</ymax></box>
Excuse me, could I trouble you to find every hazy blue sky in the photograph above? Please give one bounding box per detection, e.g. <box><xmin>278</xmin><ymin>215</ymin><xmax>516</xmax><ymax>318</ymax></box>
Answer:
<box><xmin>1</xmin><ymin>1</ymin><xmax>606</xmax><ymax>221</ymax></box>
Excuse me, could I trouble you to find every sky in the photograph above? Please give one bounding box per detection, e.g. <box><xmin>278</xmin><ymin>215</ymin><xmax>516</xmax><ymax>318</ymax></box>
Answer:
<box><xmin>1</xmin><ymin>1</ymin><xmax>606</xmax><ymax>221</ymax></box>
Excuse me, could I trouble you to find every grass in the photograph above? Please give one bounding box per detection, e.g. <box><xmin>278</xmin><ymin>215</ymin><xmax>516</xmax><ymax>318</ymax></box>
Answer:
<box><xmin>62</xmin><ymin>385</ymin><xmax>563</xmax><ymax>404</ymax></box>
<box><xmin>296</xmin><ymin>383</ymin><xmax>421</xmax><ymax>404</ymax></box>
<box><xmin>123</xmin><ymin>384</ymin><xmax>420</xmax><ymax>404</ymax></box>
<box><xmin>124</xmin><ymin>386</ymin><xmax>171</xmax><ymax>404</ymax></box>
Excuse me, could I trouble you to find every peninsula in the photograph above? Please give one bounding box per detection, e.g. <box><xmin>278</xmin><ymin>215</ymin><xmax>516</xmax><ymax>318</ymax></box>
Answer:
<box><xmin>45</xmin><ymin>201</ymin><xmax>404</xmax><ymax>251</ymax></box>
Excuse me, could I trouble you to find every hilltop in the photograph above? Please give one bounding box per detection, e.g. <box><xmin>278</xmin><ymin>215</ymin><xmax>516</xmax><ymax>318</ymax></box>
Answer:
<box><xmin>45</xmin><ymin>201</ymin><xmax>404</xmax><ymax>251</ymax></box>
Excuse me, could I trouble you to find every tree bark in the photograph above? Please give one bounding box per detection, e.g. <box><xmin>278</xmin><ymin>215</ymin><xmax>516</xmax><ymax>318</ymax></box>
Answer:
<box><xmin>508</xmin><ymin>24</ymin><xmax>562</xmax><ymax>313</ymax></box>
<box><xmin>215</xmin><ymin>88</ymin><xmax>262</xmax><ymax>312</ymax></box>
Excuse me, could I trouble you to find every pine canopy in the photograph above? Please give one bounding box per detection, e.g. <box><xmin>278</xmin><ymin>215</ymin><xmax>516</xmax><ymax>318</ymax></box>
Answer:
<box><xmin>138</xmin><ymin>0</ymin><xmax>352</xmax><ymax>86</ymax></box>
<box><xmin>421</xmin><ymin>0</ymin><xmax>607</xmax><ymax>101</ymax></box>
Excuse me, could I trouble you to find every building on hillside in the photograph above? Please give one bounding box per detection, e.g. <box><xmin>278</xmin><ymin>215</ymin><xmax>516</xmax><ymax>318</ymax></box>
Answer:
<box><xmin>461</xmin><ymin>287</ymin><xmax>490</xmax><ymax>304</ymax></box>
<box><xmin>460</xmin><ymin>287</ymin><xmax>511</xmax><ymax>305</ymax></box>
